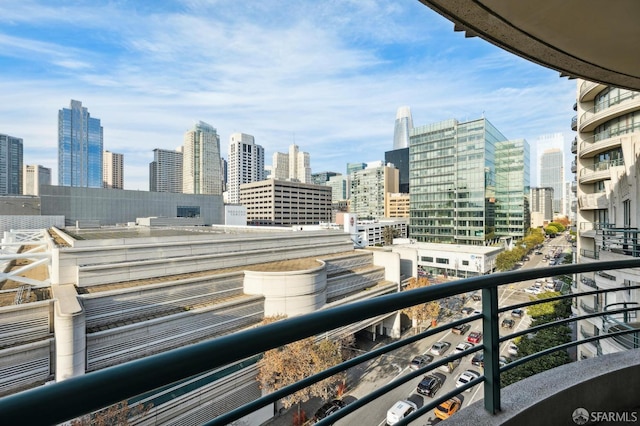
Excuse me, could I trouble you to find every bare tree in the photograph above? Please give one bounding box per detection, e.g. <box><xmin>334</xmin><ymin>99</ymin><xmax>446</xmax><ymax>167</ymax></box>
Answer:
<box><xmin>70</xmin><ymin>400</ymin><xmax>153</xmax><ymax>426</ymax></box>
<box><xmin>257</xmin><ymin>316</ymin><xmax>345</xmax><ymax>411</ymax></box>
<box><xmin>401</xmin><ymin>277</ymin><xmax>441</xmax><ymax>333</ymax></box>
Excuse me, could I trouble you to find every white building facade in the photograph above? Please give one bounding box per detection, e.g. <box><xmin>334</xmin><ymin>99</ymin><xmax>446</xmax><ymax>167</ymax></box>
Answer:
<box><xmin>227</xmin><ymin>133</ymin><xmax>265</xmax><ymax>204</ymax></box>
<box><xmin>183</xmin><ymin>121</ymin><xmax>223</xmax><ymax>195</ymax></box>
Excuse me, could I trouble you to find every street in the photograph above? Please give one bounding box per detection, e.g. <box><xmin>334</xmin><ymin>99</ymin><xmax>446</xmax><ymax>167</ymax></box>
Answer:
<box><xmin>333</xmin><ymin>235</ymin><xmax>571</xmax><ymax>425</ymax></box>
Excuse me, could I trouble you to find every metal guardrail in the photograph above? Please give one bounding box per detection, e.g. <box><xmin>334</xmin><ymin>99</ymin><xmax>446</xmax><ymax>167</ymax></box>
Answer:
<box><xmin>1</xmin><ymin>259</ymin><xmax>640</xmax><ymax>425</ymax></box>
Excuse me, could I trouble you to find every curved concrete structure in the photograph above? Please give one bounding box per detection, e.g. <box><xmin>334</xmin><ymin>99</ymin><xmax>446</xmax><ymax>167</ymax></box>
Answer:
<box><xmin>243</xmin><ymin>260</ymin><xmax>327</xmax><ymax>317</ymax></box>
<box><xmin>418</xmin><ymin>0</ymin><xmax>640</xmax><ymax>90</ymax></box>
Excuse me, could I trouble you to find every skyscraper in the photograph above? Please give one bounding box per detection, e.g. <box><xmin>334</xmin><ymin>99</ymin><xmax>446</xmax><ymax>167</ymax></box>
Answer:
<box><xmin>269</xmin><ymin>145</ymin><xmax>311</xmax><ymax>183</ymax></box>
<box><xmin>58</xmin><ymin>99</ymin><xmax>103</xmax><ymax>188</ymax></box>
<box><xmin>228</xmin><ymin>132</ymin><xmax>265</xmax><ymax>204</ymax></box>
<box><xmin>183</xmin><ymin>121</ymin><xmax>223</xmax><ymax>195</ymax></box>
<box><xmin>540</xmin><ymin>148</ymin><xmax>564</xmax><ymax>215</ymax></box>
<box><xmin>23</xmin><ymin>164</ymin><xmax>51</xmax><ymax>196</ymax></box>
<box><xmin>149</xmin><ymin>148</ymin><xmax>183</xmax><ymax>193</ymax></box>
<box><xmin>393</xmin><ymin>106</ymin><xmax>413</xmax><ymax>150</ymax></box>
<box><xmin>0</xmin><ymin>133</ymin><xmax>23</xmax><ymax>195</ymax></box>
<box><xmin>288</xmin><ymin>144</ymin><xmax>311</xmax><ymax>183</ymax></box>
<box><xmin>103</xmin><ymin>150</ymin><xmax>124</xmax><ymax>189</ymax></box>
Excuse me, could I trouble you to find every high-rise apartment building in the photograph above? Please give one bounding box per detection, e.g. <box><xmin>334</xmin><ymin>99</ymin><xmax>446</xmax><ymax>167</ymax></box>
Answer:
<box><xmin>0</xmin><ymin>133</ymin><xmax>23</xmax><ymax>195</ymax></box>
<box><xmin>149</xmin><ymin>148</ymin><xmax>183</xmax><ymax>193</ymax></box>
<box><xmin>574</xmin><ymin>80</ymin><xmax>640</xmax><ymax>360</ymax></box>
<box><xmin>540</xmin><ymin>147</ymin><xmax>565</xmax><ymax>215</ymax></box>
<box><xmin>183</xmin><ymin>121</ymin><xmax>223</xmax><ymax>195</ymax></box>
<box><xmin>385</xmin><ymin>193</ymin><xmax>410</xmax><ymax>218</ymax></box>
<box><xmin>58</xmin><ymin>100</ymin><xmax>103</xmax><ymax>188</ymax></box>
<box><xmin>410</xmin><ymin>118</ymin><xmax>515</xmax><ymax>245</ymax></box>
<box><xmin>102</xmin><ymin>150</ymin><xmax>124</xmax><ymax>189</ymax></box>
<box><xmin>23</xmin><ymin>165</ymin><xmax>51</xmax><ymax>196</ymax></box>
<box><xmin>530</xmin><ymin>187</ymin><xmax>554</xmax><ymax>227</ymax></box>
<box><xmin>228</xmin><ymin>132</ymin><xmax>265</xmax><ymax>204</ymax></box>
<box><xmin>271</xmin><ymin>152</ymin><xmax>289</xmax><ymax>181</ymax></box>
<box><xmin>269</xmin><ymin>145</ymin><xmax>311</xmax><ymax>183</ymax></box>
<box><xmin>494</xmin><ymin>139</ymin><xmax>530</xmax><ymax>238</ymax></box>
<box><xmin>288</xmin><ymin>144</ymin><xmax>311</xmax><ymax>183</ymax></box>
<box><xmin>393</xmin><ymin>106</ymin><xmax>413</xmax><ymax>150</ymax></box>
<box><xmin>351</xmin><ymin>163</ymin><xmax>399</xmax><ymax>220</ymax></box>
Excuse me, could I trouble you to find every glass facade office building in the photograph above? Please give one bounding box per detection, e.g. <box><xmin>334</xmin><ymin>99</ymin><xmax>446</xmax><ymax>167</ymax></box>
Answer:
<box><xmin>0</xmin><ymin>134</ymin><xmax>23</xmax><ymax>195</ymax></box>
<box><xmin>495</xmin><ymin>139</ymin><xmax>530</xmax><ymax>238</ymax></box>
<box><xmin>58</xmin><ymin>100</ymin><xmax>104</xmax><ymax>188</ymax></box>
<box><xmin>410</xmin><ymin>118</ymin><xmax>508</xmax><ymax>245</ymax></box>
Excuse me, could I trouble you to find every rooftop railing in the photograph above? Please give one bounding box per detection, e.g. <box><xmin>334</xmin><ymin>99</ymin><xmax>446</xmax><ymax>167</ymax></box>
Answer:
<box><xmin>1</xmin><ymin>259</ymin><xmax>640</xmax><ymax>425</ymax></box>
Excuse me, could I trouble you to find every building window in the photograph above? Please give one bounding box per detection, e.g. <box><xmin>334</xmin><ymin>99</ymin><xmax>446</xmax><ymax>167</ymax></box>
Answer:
<box><xmin>421</xmin><ymin>256</ymin><xmax>433</xmax><ymax>262</ymax></box>
<box><xmin>462</xmin><ymin>260</ymin><xmax>469</xmax><ymax>266</ymax></box>
<box><xmin>436</xmin><ymin>258</ymin><xmax>449</xmax><ymax>264</ymax></box>
<box><xmin>177</xmin><ymin>206</ymin><xmax>200</xmax><ymax>218</ymax></box>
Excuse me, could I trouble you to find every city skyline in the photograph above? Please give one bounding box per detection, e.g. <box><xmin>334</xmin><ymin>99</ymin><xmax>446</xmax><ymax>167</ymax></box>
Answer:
<box><xmin>0</xmin><ymin>1</ymin><xmax>575</xmax><ymax>191</ymax></box>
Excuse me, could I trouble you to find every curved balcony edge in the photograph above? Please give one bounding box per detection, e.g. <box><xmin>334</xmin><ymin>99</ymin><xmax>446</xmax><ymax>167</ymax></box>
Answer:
<box><xmin>451</xmin><ymin>348</ymin><xmax>640</xmax><ymax>425</ymax></box>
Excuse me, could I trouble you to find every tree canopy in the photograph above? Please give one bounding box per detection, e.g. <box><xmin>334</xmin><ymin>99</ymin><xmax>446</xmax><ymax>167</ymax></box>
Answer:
<box><xmin>401</xmin><ymin>277</ymin><xmax>441</xmax><ymax>330</ymax></box>
<box><xmin>257</xmin><ymin>316</ymin><xmax>346</xmax><ymax>409</ymax></box>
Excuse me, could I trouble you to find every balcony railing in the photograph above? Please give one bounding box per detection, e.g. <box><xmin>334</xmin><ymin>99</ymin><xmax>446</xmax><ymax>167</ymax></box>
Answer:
<box><xmin>571</xmin><ymin>137</ymin><xmax>577</xmax><ymax>154</ymax></box>
<box><xmin>1</xmin><ymin>260</ymin><xmax>640</xmax><ymax>425</ymax></box>
<box><xmin>571</xmin><ymin>115</ymin><xmax>577</xmax><ymax>131</ymax></box>
<box><xmin>580</xmin><ymin>249</ymin><xmax>599</xmax><ymax>259</ymax></box>
<box><xmin>580</xmin><ymin>299</ymin><xmax>600</xmax><ymax>314</ymax></box>
<box><xmin>603</xmin><ymin>302</ymin><xmax>640</xmax><ymax>350</ymax></box>
<box><xmin>580</xmin><ymin>276</ymin><xmax>597</xmax><ymax>289</ymax></box>
<box><xmin>597</xmin><ymin>227</ymin><xmax>640</xmax><ymax>257</ymax></box>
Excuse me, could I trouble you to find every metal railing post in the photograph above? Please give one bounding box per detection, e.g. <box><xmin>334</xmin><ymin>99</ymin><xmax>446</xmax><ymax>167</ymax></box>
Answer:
<box><xmin>482</xmin><ymin>286</ymin><xmax>500</xmax><ymax>414</ymax></box>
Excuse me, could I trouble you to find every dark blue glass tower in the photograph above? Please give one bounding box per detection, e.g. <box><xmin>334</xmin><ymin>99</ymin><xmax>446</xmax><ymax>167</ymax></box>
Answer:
<box><xmin>58</xmin><ymin>100</ymin><xmax>103</xmax><ymax>188</ymax></box>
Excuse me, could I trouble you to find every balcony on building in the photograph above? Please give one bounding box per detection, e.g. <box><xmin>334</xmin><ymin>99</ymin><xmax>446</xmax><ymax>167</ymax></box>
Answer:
<box><xmin>579</xmin><ymin>158</ymin><xmax>624</xmax><ymax>185</ymax></box>
<box><xmin>579</xmin><ymin>91</ymin><xmax>640</xmax><ymax>132</ymax></box>
<box><xmin>579</xmin><ymin>80</ymin><xmax>607</xmax><ymax>102</ymax></box>
<box><xmin>580</xmin><ymin>133</ymin><xmax>626</xmax><ymax>159</ymax></box>
<box><xmin>571</xmin><ymin>136</ymin><xmax>577</xmax><ymax>154</ymax></box>
<box><xmin>571</xmin><ymin>115</ymin><xmax>578</xmax><ymax>131</ymax></box>
<box><xmin>571</xmin><ymin>180</ymin><xmax>577</xmax><ymax>194</ymax></box>
<box><xmin>571</xmin><ymin>159</ymin><xmax>577</xmax><ymax>174</ymax></box>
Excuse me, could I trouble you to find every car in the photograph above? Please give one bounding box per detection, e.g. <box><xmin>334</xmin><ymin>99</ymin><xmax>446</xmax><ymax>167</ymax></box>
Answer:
<box><xmin>313</xmin><ymin>399</ymin><xmax>346</xmax><ymax>423</ymax></box>
<box><xmin>524</xmin><ymin>286</ymin><xmax>539</xmax><ymax>294</ymax></box>
<box><xmin>471</xmin><ymin>293</ymin><xmax>481</xmax><ymax>301</ymax></box>
<box><xmin>535</xmin><ymin>250</ymin><xmax>543</xmax><ymax>255</ymax></box>
<box><xmin>471</xmin><ymin>352</ymin><xmax>484</xmax><ymax>367</ymax></box>
<box><xmin>433</xmin><ymin>396</ymin><xmax>462</xmax><ymax>420</ymax></box>
<box><xmin>461</xmin><ymin>306</ymin><xmax>474</xmax><ymax>315</ymax></box>
<box><xmin>467</xmin><ymin>331</ymin><xmax>483</xmax><ymax>344</ymax></box>
<box><xmin>386</xmin><ymin>400</ymin><xmax>417</xmax><ymax>425</ymax></box>
<box><xmin>453</xmin><ymin>341</ymin><xmax>474</xmax><ymax>355</ymax></box>
<box><xmin>438</xmin><ymin>357</ymin><xmax>461</xmax><ymax>373</ymax></box>
<box><xmin>430</xmin><ymin>341</ymin><xmax>451</xmax><ymax>356</ymax></box>
<box><xmin>451</xmin><ymin>323</ymin><xmax>471</xmax><ymax>335</ymax></box>
<box><xmin>409</xmin><ymin>354</ymin><xmax>433</xmax><ymax>371</ymax></box>
<box><xmin>499</xmin><ymin>356</ymin><xmax>511</xmax><ymax>367</ymax></box>
<box><xmin>522</xmin><ymin>256</ymin><xmax>530</xmax><ymax>261</ymax></box>
<box><xmin>501</xmin><ymin>318</ymin><xmax>516</xmax><ymax>328</ymax></box>
<box><xmin>508</xmin><ymin>342</ymin><xmax>519</xmax><ymax>356</ymax></box>
<box><xmin>511</xmin><ymin>308</ymin><xmax>524</xmax><ymax>318</ymax></box>
<box><xmin>455</xmin><ymin>369</ymin><xmax>481</xmax><ymax>390</ymax></box>
<box><xmin>416</xmin><ymin>374</ymin><xmax>443</xmax><ymax>397</ymax></box>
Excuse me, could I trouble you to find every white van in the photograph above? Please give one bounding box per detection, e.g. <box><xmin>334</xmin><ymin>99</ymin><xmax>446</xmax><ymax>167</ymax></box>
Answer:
<box><xmin>386</xmin><ymin>400</ymin><xmax>417</xmax><ymax>425</ymax></box>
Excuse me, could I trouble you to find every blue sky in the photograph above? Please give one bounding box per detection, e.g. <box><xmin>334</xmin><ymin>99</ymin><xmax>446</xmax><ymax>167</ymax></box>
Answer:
<box><xmin>0</xmin><ymin>0</ymin><xmax>576</xmax><ymax>191</ymax></box>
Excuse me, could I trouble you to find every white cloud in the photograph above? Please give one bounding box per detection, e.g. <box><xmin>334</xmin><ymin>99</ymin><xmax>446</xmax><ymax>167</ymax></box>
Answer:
<box><xmin>0</xmin><ymin>0</ymin><xmax>577</xmax><ymax>190</ymax></box>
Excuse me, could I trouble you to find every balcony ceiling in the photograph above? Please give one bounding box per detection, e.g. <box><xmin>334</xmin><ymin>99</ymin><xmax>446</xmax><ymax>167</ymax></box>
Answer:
<box><xmin>419</xmin><ymin>0</ymin><xmax>640</xmax><ymax>90</ymax></box>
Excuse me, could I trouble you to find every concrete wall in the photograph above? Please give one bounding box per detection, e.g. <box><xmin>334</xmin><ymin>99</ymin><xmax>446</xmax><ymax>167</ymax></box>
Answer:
<box><xmin>243</xmin><ymin>261</ymin><xmax>326</xmax><ymax>316</ymax></box>
<box><xmin>39</xmin><ymin>185</ymin><xmax>224</xmax><ymax>226</ymax></box>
